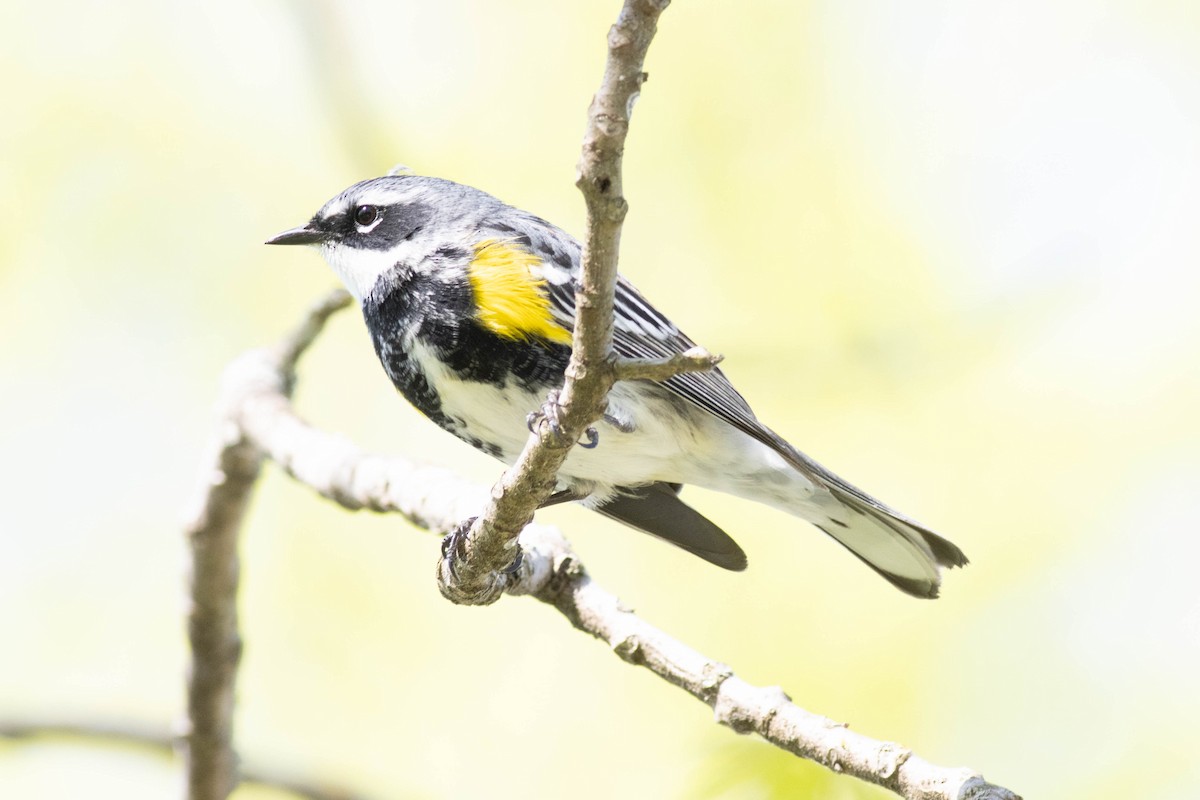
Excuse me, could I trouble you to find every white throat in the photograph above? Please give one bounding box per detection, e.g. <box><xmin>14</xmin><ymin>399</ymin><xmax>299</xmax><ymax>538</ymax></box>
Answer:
<box><xmin>320</xmin><ymin>241</ymin><xmax>421</xmax><ymax>302</ymax></box>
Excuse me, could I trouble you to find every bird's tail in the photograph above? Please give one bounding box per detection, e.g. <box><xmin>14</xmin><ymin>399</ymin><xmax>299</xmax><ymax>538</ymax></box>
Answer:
<box><xmin>807</xmin><ymin>482</ymin><xmax>968</xmax><ymax>598</ymax></box>
<box><xmin>747</xmin><ymin>440</ymin><xmax>969</xmax><ymax>598</ymax></box>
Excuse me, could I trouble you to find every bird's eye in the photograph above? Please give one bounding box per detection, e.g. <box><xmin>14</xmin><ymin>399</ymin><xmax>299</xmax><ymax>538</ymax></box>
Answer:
<box><xmin>354</xmin><ymin>205</ymin><xmax>379</xmax><ymax>227</ymax></box>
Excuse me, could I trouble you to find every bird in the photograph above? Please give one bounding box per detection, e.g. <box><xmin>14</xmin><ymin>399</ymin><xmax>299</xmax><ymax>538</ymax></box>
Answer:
<box><xmin>267</xmin><ymin>173</ymin><xmax>967</xmax><ymax>598</ymax></box>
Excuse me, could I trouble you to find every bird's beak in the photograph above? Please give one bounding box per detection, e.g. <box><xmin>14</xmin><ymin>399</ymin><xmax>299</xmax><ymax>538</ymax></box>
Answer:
<box><xmin>265</xmin><ymin>223</ymin><xmax>328</xmax><ymax>246</ymax></box>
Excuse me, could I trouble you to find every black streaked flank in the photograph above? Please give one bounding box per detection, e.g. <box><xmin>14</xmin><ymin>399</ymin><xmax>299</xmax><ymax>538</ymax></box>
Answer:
<box><xmin>363</xmin><ymin>264</ymin><xmax>571</xmax><ymax>444</ymax></box>
<box><xmin>465</xmin><ymin>437</ymin><xmax>504</xmax><ymax>459</ymax></box>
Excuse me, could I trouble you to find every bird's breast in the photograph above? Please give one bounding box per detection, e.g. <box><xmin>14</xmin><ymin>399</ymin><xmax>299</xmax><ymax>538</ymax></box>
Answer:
<box><xmin>362</xmin><ymin>272</ymin><xmax>571</xmax><ymax>458</ymax></box>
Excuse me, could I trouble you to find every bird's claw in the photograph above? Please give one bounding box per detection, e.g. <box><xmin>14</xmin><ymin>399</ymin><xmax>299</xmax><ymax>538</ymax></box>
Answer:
<box><xmin>502</xmin><ymin>547</ymin><xmax>524</xmax><ymax>575</ymax></box>
<box><xmin>527</xmin><ymin>390</ymin><xmax>601</xmax><ymax>449</ymax></box>
<box><xmin>526</xmin><ymin>390</ymin><xmax>565</xmax><ymax>438</ymax></box>
<box><xmin>440</xmin><ymin>517</ymin><xmax>473</xmax><ymax>578</ymax></box>
<box><xmin>441</xmin><ymin>517</ymin><xmax>524</xmax><ymax>578</ymax></box>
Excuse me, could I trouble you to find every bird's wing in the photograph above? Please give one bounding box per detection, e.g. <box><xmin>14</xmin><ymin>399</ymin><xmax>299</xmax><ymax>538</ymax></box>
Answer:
<box><xmin>594</xmin><ymin>482</ymin><xmax>747</xmax><ymax>571</ymax></box>
<box><xmin>488</xmin><ymin>213</ymin><xmax>764</xmax><ymax>433</ymax></box>
<box><xmin>518</xmin><ymin>219</ymin><xmax>933</xmax><ymax>508</ymax></box>
<box><xmin>528</xmin><ymin>236</ymin><xmax>967</xmax><ymax>593</ymax></box>
<box><xmin>543</xmin><ymin>267</ymin><xmax>907</xmax><ymax>493</ymax></box>
<box><xmin>540</xmin><ymin>266</ymin><xmax>772</xmax><ymax>448</ymax></box>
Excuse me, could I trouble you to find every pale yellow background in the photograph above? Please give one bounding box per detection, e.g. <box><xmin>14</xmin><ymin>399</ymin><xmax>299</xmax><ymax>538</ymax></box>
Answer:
<box><xmin>1</xmin><ymin>2</ymin><xmax>1197</xmax><ymax>798</ymax></box>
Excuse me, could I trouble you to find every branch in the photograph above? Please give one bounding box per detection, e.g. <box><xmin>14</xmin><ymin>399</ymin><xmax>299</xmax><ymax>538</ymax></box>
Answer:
<box><xmin>181</xmin><ymin>380</ymin><xmax>259</xmax><ymax>800</ymax></box>
<box><xmin>435</xmin><ymin>0</ymin><xmax>680</xmax><ymax>605</ymax></box>
<box><xmin>0</xmin><ymin>720</ymin><xmax>372</xmax><ymax>800</ymax></box>
<box><xmin>180</xmin><ymin>3</ymin><xmax>1020</xmax><ymax>797</ymax></box>
<box><xmin>613</xmin><ymin>347</ymin><xmax>724</xmax><ymax>382</ymax></box>
<box><xmin>179</xmin><ymin>291</ymin><xmax>351</xmax><ymax>800</ymax></box>
<box><xmin>214</xmin><ymin>296</ymin><xmax>1020</xmax><ymax>800</ymax></box>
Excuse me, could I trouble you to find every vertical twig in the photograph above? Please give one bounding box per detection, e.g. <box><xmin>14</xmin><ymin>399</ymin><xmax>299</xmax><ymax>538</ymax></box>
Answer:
<box><xmin>180</xmin><ymin>291</ymin><xmax>351</xmax><ymax>800</ymax></box>
<box><xmin>436</xmin><ymin>0</ymin><xmax>673</xmax><ymax>605</ymax></box>
<box><xmin>181</xmin><ymin>416</ymin><xmax>260</xmax><ymax>799</ymax></box>
<box><xmin>569</xmin><ymin>0</ymin><xmax>669</xmax><ymax>370</ymax></box>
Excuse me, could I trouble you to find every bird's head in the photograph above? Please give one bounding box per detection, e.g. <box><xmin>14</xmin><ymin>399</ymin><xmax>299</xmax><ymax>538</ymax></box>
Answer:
<box><xmin>267</xmin><ymin>174</ymin><xmax>489</xmax><ymax>301</ymax></box>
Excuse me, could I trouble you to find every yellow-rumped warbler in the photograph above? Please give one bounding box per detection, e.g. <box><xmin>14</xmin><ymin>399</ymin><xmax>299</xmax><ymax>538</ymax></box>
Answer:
<box><xmin>267</xmin><ymin>174</ymin><xmax>967</xmax><ymax>597</ymax></box>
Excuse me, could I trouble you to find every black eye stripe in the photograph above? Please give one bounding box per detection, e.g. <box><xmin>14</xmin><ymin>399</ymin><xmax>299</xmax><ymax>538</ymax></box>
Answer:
<box><xmin>340</xmin><ymin>202</ymin><xmax>435</xmax><ymax>251</ymax></box>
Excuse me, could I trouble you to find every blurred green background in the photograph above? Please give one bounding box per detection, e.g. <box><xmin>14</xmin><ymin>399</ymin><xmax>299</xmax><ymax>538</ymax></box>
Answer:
<box><xmin>2</xmin><ymin>1</ymin><xmax>1198</xmax><ymax>798</ymax></box>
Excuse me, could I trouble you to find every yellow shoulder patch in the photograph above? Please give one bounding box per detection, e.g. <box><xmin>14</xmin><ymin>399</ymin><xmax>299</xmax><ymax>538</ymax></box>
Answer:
<box><xmin>468</xmin><ymin>239</ymin><xmax>572</xmax><ymax>345</ymax></box>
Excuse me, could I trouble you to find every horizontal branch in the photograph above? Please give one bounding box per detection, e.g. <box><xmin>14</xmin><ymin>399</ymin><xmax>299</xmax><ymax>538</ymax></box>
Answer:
<box><xmin>0</xmin><ymin>720</ymin><xmax>373</xmax><ymax>800</ymax></box>
<box><xmin>218</xmin><ymin>292</ymin><xmax>1020</xmax><ymax>800</ymax></box>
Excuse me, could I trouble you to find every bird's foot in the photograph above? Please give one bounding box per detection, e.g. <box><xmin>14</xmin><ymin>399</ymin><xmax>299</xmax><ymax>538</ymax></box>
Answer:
<box><xmin>439</xmin><ymin>517</ymin><xmax>472</xmax><ymax>579</ymax></box>
<box><xmin>501</xmin><ymin>547</ymin><xmax>523</xmax><ymax>575</ymax></box>
<box><xmin>526</xmin><ymin>390</ymin><xmax>565</xmax><ymax>438</ymax></box>
<box><xmin>526</xmin><ymin>390</ymin><xmax>600</xmax><ymax>448</ymax></box>
<box><xmin>440</xmin><ymin>517</ymin><xmax>524</xmax><ymax>577</ymax></box>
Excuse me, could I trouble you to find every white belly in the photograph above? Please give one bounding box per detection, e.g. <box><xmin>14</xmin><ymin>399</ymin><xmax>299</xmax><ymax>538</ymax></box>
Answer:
<box><xmin>410</xmin><ymin>341</ymin><xmax>815</xmax><ymax>507</ymax></box>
